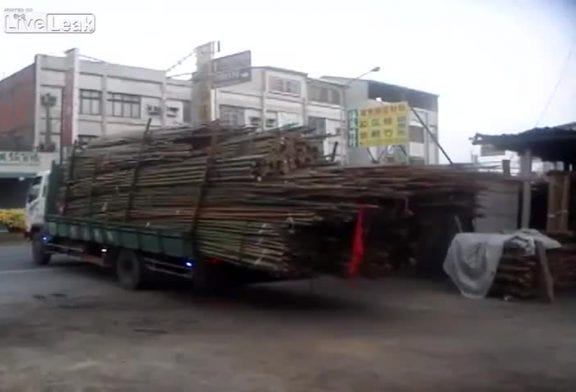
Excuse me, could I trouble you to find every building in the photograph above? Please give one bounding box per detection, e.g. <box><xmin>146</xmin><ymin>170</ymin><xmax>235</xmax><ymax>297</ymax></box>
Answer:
<box><xmin>0</xmin><ymin>49</ymin><xmax>191</xmax><ymax>207</ymax></box>
<box><xmin>472</xmin><ymin>122</ymin><xmax>576</xmax><ymax>175</ymax></box>
<box><xmin>0</xmin><ymin>48</ymin><xmax>441</xmax><ymax>206</ymax></box>
<box><xmin>472</xmin><ymin>122</ymin><xmax>576</xmax><ymax>229</ymax></box>
<box><xmin>213</xmin><ymin>66</ymin><xmax>346</xmax><ymax>160</ymax></box>
<box><xmin>322</xmin><ymin>77</ymin><xmax>439</xmax><ymax>165</ymax></box>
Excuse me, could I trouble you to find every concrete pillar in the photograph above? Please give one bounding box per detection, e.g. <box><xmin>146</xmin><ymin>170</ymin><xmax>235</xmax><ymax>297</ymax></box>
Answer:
<box><xmin>520</xmin><ymin>149</ymin><xmax>533</xmax><ymax>228</ymax></box>
<box><xmin>33</xmin><ymin>55</ymin><xmax>43</xmax><ymax>150</ymax></box>
<box><xmin>100</xmin><ymin>63</ymin><xmax>108</xmax><ymax>135</ymax></box>
<box><xmin>261</xmin><ymin>70</ymin><xmax>267</xmax><ymax>129</ymax></box>
<box><xmin>190</xmin><ymin>42</ymin><xmax>216</xmax><ymax>127</ymax></box>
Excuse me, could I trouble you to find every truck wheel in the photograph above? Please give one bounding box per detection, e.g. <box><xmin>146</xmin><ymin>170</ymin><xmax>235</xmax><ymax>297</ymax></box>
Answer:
<box><xmin>32</xmin><ymin>232</ymin><xmax>51</xmax><ymax>266</ymax></box>
<box><xmin>115</xmin><ymin>250</ymin><xmax>149</xmax><ymax>290</ymax></box>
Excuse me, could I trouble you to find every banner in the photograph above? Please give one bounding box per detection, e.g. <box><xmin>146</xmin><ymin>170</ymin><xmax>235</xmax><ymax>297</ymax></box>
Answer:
<box><xmin>354</xmin><ymin>101</ymin><xmax>410</xmax><ymax>147</ymax></box>
<box><xmin>347</xmin><ymin>109</ymin><xmax>359</xmax><ymax>147</ymax></box>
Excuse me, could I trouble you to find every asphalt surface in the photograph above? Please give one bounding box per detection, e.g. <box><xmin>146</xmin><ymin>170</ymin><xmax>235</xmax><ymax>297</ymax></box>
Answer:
<box><xmin>1</xmin><ymin>241</ymin><xmax>576</xmax><ymax>391</ymax></box>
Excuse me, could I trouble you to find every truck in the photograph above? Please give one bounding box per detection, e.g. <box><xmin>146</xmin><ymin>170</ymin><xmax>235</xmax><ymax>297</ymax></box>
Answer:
<box><xmin>25</xmin><ymin>165</ymin><xmax>297</xmax><ymax>291</ymax></box>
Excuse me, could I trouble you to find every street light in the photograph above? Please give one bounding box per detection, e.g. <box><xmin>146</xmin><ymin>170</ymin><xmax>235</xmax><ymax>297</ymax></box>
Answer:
<box><xmin>344</xmin><ymin>66</ymin><xmax>380</xmax><ymax>86</ymax></box>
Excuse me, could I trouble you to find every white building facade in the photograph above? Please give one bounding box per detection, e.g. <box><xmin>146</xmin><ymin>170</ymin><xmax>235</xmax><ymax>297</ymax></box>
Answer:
<box><xmin>214</xmin><ymin>66</ymin><xmax>346</xmax><ymax>160</ymax></box>
<box><xmin>35</xmin><ymin>52</ymin><xmax>191</xmax><ymax>151</ymax></box>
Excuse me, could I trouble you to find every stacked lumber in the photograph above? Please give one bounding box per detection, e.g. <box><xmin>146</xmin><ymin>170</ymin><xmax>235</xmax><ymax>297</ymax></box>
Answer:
<box><xmin>548</xmin><ymin>245</ymin><xmax>576</xmax><ymax>289</ymax></box>
<box><xmin>491</xmin><ymin>249</ymin><xmax>540</xmax><ymax>299</ymax></box>
<box><xmin>59</xmin><ymin>124</ymin><xmax>498</xmax><ymax>277</ymax></box>
<box><xmin>491</xmin><ymin>240</ymin><xmax>576</xmax><ymax>300</ymax></box>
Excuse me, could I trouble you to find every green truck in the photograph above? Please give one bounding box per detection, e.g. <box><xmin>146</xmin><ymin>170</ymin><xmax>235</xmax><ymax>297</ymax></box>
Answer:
<box><xmin>26</xmin><ymin>163</ymin><xmax>301</xmax><ymax>290</ymax></box>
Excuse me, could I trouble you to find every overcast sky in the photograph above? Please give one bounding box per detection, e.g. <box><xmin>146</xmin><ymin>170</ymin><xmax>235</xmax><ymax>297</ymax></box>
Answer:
<box><xmin>1</xmin><ymin>0</ymin><xmax>575</xmax><ymax>162</ymax></box>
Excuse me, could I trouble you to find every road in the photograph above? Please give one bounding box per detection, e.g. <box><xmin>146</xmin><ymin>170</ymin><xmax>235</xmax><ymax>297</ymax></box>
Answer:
<box><xmin>1</xmin><ymin>241</ymin><xmax>576</xmax><ymax>391</ymax></box>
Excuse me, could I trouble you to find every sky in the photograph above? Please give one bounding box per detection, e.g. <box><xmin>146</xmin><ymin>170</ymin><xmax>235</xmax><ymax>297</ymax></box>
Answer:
<box><xmin>1</xmin><ymin>0</ymin><xmax>575</xmax><ymax>162</ymax></box>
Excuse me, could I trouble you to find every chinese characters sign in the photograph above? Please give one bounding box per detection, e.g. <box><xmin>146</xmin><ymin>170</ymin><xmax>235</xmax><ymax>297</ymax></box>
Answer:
<box><xmin>347</xmin><ymin>110</ymin><xmax>359</xmax><ymax>147</ymax></box>
<box><xmin>0</xmin><ymin>151</ymin><xmax>40</xmax><ymax>165</ymax></box>
<box><xmin>348</xmin><ymin>101</ymin><xmax>410</xmax><ymax>147</ymax></box>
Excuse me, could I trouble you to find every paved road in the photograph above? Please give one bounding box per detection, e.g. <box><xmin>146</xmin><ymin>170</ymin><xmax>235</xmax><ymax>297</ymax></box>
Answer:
<box><xmin>1</xmin><ymin>242</ymin><xmax>576</xmax><ymax>391</ymax></box>
<box><xmin>0</xmin><ymin>240</ymin><xmax>36</xmax><ymax>271</ymax></box>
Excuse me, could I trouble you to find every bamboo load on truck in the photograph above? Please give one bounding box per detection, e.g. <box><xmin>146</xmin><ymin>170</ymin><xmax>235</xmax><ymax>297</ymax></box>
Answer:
<box><xmin>25</xmin><ymin>123</ymin><xmax>502</xmax><ymax>290</ymax></box>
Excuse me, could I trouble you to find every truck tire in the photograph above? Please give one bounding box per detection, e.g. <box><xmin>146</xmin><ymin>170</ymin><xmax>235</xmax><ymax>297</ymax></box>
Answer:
<box><xmin>115</xmin><ymin>249</ymin><xmax>149</xmax><ymax>290</ymax></box>
<box><xmin>32</xmin><ymin>232</ymin><xmax>51</xmax><ymax>266</ymax></box>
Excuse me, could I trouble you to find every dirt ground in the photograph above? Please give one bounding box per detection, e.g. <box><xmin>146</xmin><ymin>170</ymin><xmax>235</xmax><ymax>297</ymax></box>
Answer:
<box><xmin>1</xmin><ymin>242</ymin><xmax>576</xmax><ymax>391</ymax></box>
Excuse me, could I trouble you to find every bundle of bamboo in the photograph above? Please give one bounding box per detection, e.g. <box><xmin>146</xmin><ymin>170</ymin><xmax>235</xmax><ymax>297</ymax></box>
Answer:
<box><xmin>490</xmin><ymin>242</ymin><xmax>576</xmax><ymax>300</ymax></box>
<box><xmin>59</xmin><ymin>124</ymin><xmax>499</xmax><ymax>277</ymax></box>
<box><xmin>491</xmin><ymin>251</ymin><xmax>540</xmax><ymax>299</ymax></box>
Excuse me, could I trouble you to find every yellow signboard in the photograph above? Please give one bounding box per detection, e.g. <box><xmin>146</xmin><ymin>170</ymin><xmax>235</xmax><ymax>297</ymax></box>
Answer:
<box><xmin>357</xmin><ymin>101</ymin><xmax>410</xmax><ymax>147</ymax></box>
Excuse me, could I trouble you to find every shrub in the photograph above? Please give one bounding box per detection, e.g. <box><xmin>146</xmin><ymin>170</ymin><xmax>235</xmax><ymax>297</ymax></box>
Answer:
<box><xmin>0</xmin><ymin>209</ymin><xmax>25</xmax><ymax>232</ymax></box>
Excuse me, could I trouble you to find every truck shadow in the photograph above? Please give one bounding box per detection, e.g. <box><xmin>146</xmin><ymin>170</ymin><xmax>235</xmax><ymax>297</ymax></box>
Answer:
<box><xmin>51</xmin><ymin>259</ymin><xmax>380</xmax><ymax>315</ymax></box>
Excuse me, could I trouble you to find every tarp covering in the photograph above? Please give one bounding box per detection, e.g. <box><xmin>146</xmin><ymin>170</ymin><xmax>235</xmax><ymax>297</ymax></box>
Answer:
<box><xmin>443</xmin><ymin>230</ymin><xmax>561</xmax><ymax>299</ymax></box>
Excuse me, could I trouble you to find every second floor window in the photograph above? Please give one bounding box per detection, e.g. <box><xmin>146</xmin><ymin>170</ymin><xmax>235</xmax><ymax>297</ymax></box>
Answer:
<box><xmin>79</xmin><ymin>89</ymin><xmax>102</xmax><ymax>115</ymax></box>
<box><xmin>269</xmin><ymin>76</ymin><xmax>301</xmax><ymax>96</ymax></box>
<box><xmin>108</xmin><ymin>93</ymin><xmax>141</xmax><ymax>118</ymax></box>
<box><xmin>220</xmin><ymin>105</ymin><xmax>245</xmax><ymax>127</ymax></box>
<box><xmin>409</xmin><ymin>125</ymin><xmax>425</xmax><ymax>143</ymax></box>
<box><xmin>308</xmin><ymin>85</ymin><xmax>341</xmax><ymax>105</ymax></box>
<box><xmin>308</xmin><ymin>116</ymin><xmax>327</xmax><ymax>135</ymax></box>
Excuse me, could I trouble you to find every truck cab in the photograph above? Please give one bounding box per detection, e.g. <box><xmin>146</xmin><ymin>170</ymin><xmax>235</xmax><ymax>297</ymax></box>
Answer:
<box><xmin>25</xmin><ymin>170</ymin><xmax>50</xmax><ymax>238</ymax></box>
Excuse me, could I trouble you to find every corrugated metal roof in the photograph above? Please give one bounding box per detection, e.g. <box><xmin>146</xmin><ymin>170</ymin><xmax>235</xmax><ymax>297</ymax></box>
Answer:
<box><xmin>472</xmin><ymin>122</ymin><xmax>576</xmax><ymax>164</ymax></box>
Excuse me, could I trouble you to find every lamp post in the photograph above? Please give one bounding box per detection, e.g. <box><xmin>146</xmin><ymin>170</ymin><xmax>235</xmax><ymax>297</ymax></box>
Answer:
<box><xmin>344</xmin><ymin>66</ymin><xmax>380</xmax><ymax>86</ymax></box>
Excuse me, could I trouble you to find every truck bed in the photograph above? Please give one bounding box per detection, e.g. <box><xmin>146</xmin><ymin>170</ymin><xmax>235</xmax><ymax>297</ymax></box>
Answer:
<box><xmin>46</xmin><ymin>215</ymin><xmax>193</xmax><ymax>259</ymax></box>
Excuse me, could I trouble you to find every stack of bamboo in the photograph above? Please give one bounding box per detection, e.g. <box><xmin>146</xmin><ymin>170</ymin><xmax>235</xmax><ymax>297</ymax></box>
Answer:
<box><xmin>491</xmin><ymin>241</ymin><xmax>576</xmax><ymax>300</ymax></box>
<box><xmin>491</xmin><ymin>249</ymin><xmax>540</xmax><ymax>299</ymax></box>
<box><xmin>548</xmin><ymin>244</ymin><xmax>576</xmax><ymax>290</ymax></box>
<box><xmin>59</xmin><ymin>124</ymin><xmax>498</xmax><ymax>277</ymax></box>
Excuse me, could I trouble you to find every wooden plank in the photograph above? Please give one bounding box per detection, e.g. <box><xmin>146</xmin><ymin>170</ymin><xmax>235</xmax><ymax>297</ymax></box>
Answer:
<box><xmin>536</xmin><ymin>240</ymin><xmax>555</xmax><ymax>303</ymax></box>
<box><xmin>560</xmin><ymin>173</ymin><xmax>570</xmax><ymax>232</ymax></box>
<box><xmin>520</xmin><ymin>150</ymin><xmax>532</xmax><ymax>229</ymax></box>
<box><xmin>546</xmin><ymin>174</ymin><xmax>557</xmax><ymax>232</ymax></box>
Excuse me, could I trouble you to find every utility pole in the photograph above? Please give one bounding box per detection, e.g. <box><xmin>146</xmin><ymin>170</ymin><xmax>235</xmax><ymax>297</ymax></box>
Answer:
<box><xmin>191</xmin><ymin>41</ymin><xmax>219</xmax><ymax>127</ymax></box>
<box><xmin>40</xmin><ymin>93</ymin><xmax>56</xmax><ymax>152</ymax></box>
<box><xmin>342</xmin><ymin>66</ymin><xmax>380</xmax><ymax>165</ymax></box>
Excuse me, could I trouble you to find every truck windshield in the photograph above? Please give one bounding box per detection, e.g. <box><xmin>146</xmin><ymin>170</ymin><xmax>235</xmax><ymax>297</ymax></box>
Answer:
<box><xmin>27</xmin><ymin>176</ymin><xmax>42</xmax><ymax>203</ymax></box>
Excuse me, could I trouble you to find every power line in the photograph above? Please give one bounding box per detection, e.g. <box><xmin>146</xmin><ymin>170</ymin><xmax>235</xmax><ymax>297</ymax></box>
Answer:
<box><xmin>165</xmin><ymin>50</ymin><xmax>196</xmax><ymax>74</ymax></box>
<box><xmin>535</xmin><ymin>37</ymin><xmax>576</xmax><ymax>127</ymax></box>
<box><xmin>79</xmin><ymin>54</ymin><xmax>108</xmax><ymax>63</ymax></box>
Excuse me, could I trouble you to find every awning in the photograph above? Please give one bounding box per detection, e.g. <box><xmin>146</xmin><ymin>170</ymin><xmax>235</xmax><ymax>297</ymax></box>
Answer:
<box><xmin>472</xmin><ymin>122</ymin><xmax>576</xmax><ymax>164</ymax></box>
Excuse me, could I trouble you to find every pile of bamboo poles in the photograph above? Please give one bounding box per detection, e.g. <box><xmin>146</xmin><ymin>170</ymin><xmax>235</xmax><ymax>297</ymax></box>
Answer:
<box><xmin>491</xmin><ymin>242</ymin><xmax>576</xmax><ymax>300</ymax></box>
<box><xmin>59</xmin><ymin>124</ymin><xmax>500</xmax><ymax>277</ymax></box>
<box><xmin>490</xmin><ymin>250</ymin><xmax>540</xmax><ymax>299</ymax></box>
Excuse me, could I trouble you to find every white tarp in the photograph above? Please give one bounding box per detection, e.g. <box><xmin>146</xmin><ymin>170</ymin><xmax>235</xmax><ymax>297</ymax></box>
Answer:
<box><xmin>443</xmin><ymin>230</ymin><xmax>561</xmax><ymax>299</ymax></box>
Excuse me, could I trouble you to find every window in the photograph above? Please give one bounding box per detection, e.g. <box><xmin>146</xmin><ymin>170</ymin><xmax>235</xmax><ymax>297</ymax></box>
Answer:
<box><xmin>220</xmin><ymin>105</ymin><xmax>245</xmax><ymax>126</ymax></box>
<box><xmin>27</xmin><ymin>176</ymin><xmax>42</xmax><ymax>203</ymax></box>
<box><xmin>480</xmin><ymin>144</ymin><xmax>505</xmax><ymax>157</ymax></box>
<box><xmin>278</xmin><ymin>112</ymin><xmax>302</xmax><ymax>127</ymax></box>
<box><xmin>412</xmin><ymin>110</ymin><xmax>428</xmax><ymax>126</ymax></box>
<box><xmin>108</xmin><ymin>93</ymin><xmax>141</xmax><ymax>118</ymax></box>
<box><xmin>166</xmin><ymin>107</ymin><xmax>179</xmax><ymax>118</ymax></box>
<box><xmin>308</xmin><ymin>85</ymin><xmax>342</xmax><ymax>105</ymax></box>
<box><xmin>268</xmin><ymin>76</ymin><xmax>301</xmax><ymax>96</ymax></box>
<box><xmin>308</xmin><ymin>116</ymin><xmax>327</xmax><ymax>135</ymax></box>
<box><xmin>249</xmin><ymin>117</ymin><xmax>261</xmax><ymax>127</ymax></box>
<box><xmin>265</xmin><ymin>118</ymin><xmax>277</xmax><ymax>128</ymax></box>
<box><xmin>78</xmin><ymin>134</ymin><xmax>98</xmax><ymax>146</ymax></box>
<box><xmin>79</xmin><ymin>89</ymin><xmax>102</xmax><ymax>115</ymax></box>
<box><xmin>410</xmin><ymin>157</ymin><xmax>426</xmax><ymax>165</ymax></box>
<box><xmin>409</xmin><ymin>126</ymin><xmax>425</xmax><ymax>143</ymax></box>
